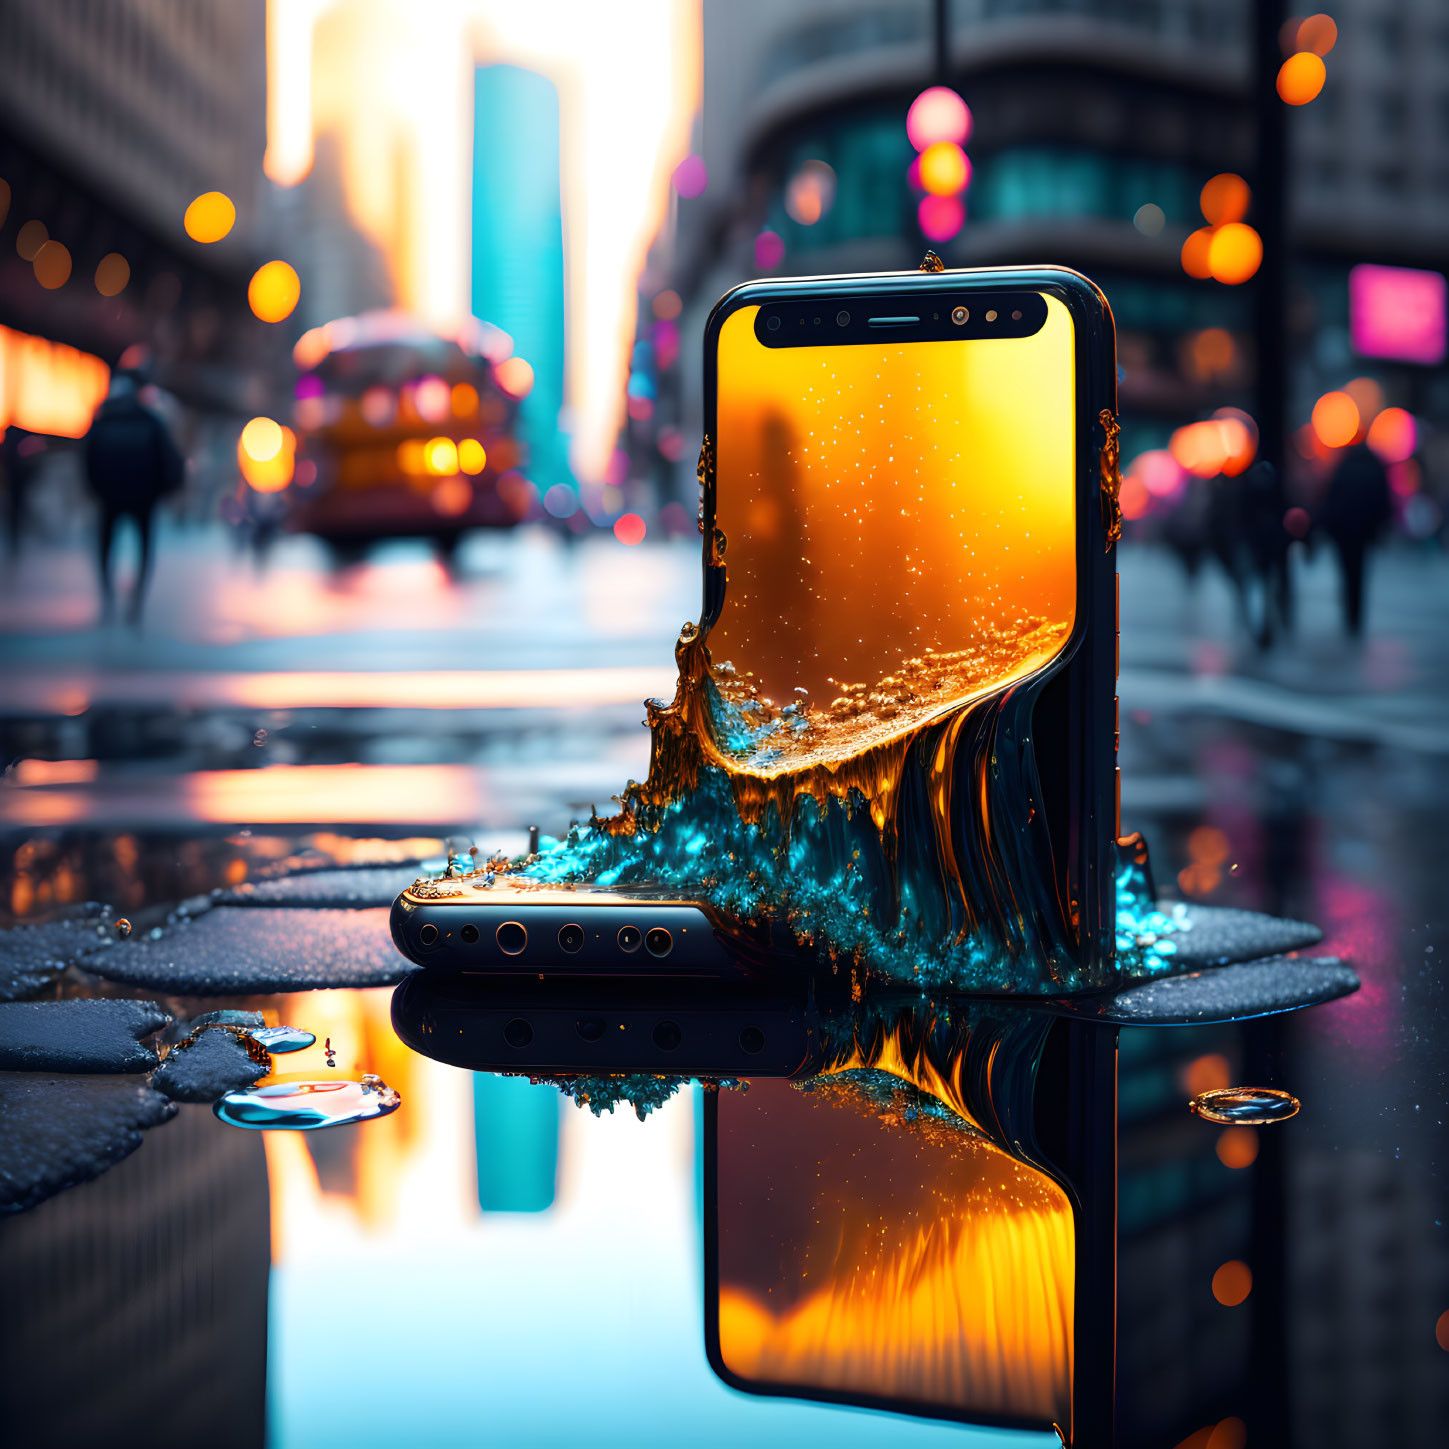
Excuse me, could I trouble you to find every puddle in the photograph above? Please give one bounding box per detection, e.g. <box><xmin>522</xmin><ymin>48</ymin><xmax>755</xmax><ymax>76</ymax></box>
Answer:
<box><xmin>1189</xmin><ymin>1086</ymin><xmax>1301</xmax><ymax>1125</ymax></box>
<box><xmin>213</xmin><ymin>1073</ymin><xmax>400</xmax><ymax>1130</ymax></box>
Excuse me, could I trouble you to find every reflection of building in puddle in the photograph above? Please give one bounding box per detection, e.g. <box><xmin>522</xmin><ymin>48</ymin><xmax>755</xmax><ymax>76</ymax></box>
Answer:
<box><xmin>714</xmin><ymin>1072</ymin><xmax>1073</xmax><ymax>1427</ymax></box>
<box><xmin>0</xmin><ymin>1103</ymin><xmax>270</xmax><ymax>1447</ymax></box>
<box><xmin>261</xmin><ymin>986</ymin><xmax>565</xmax><ymax>1255</ymax></box>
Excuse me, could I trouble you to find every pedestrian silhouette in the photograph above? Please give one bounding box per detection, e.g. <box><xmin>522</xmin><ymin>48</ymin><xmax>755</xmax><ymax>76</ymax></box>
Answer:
<box><xmin>2</xmin><ymin>425</ymin><xmax>48</xmax><ymax>559</ymax></box>
<box><xmin>1318</xmin><ymin>442</ymin><xmax>1392</xmax><ymax>636</ymax></box>
<box><xmin>82</xmin><ymin>371</ymin><xmax>183</xmax><ymax>624</ymax></box>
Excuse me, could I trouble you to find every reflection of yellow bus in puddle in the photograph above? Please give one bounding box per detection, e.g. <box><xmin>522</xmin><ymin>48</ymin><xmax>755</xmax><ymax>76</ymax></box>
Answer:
<box><xmin>282</xmin><ymin>311</ymin><xmax>541</xmax><ymax>557</ymax></box>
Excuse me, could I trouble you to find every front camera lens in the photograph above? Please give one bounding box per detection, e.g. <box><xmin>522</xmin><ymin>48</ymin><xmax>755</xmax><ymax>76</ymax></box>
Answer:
<box><xmin>739</xmin><ymin>1026</ymin><xmax>766</xmax><ymax>1054</ymax></box>
<box><xmin>951</xmin><ymin>306</ymin><xmax>968</xmax><ymax>325</ymax></box>
<box><xmin>496</xmin><ymin>921</ymin><xmax>527</xmax><ymax>955</ymax></box>
<box><xmin>503</xmin><ymin>1017</ymin><xmax>532</xmax><ymax>1048</ymax></box>
<box><xmin>985</xmin><ymin>309</ymin><xmax>998</xmax><ymax>322</ymax></box>
<box><xmin>418</xmin><ymin>923</ymin><xmax>438</xmax><ymax>946</ymax></box>
<box><xmin>653</xmin><ymin>1020</ymin><xmax>682</xmax><ymax>1050</ymax></box>
<box><xmin>836</xmin><ymin>310</ymin><xmax>850</xmax><ymax>327</ymax></box>
<box><xmin>460</xmin><ymin>924</ymin><xmax>479</xmax><ymax>944</ymax></box>
<box><xmin>577</xmin><ymin>1017</ymin><xmax>605</xmax><ymax>1042</ymax></box>
<box><xmin>766</xmin><ymin>315</ymin><xmax>781</xmax><ymax>332</ymax></box>
<box><xmin>558</xmin><ymin>923</ymin><xmax>585</xmax><ymax>953</ymax></box>
<box><xmin>645</xmin><ymin>927</ymin><xmax>673</xmax><ymax>958</ymax></box>
<box><xmin>617</xmin><ymin>925</ymin><xmax>642</xmax><ymax>952</ymax></box>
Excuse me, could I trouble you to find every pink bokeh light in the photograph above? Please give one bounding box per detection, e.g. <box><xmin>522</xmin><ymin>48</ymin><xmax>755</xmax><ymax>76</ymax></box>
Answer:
<box><xmin>917</xmin><ymin>194</ymin><xmax>964</xmax><ymax>243</ymax></box>
<box><xmin>1349</xmin><ymin>263</ymin><xmax>1446</xmax><ymax>365</ymax></box>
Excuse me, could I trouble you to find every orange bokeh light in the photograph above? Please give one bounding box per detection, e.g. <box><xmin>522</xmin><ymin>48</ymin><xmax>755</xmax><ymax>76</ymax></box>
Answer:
<box><xmin>1366</xmin><ymin>406</ymin><xmax>1416</xmax><ymax>464</ymax></box>
<box><xmin>918</xmin><ymin>142</ymin><xmax>970</xmax><ymax>197</ymax></box>
<box><xmin>1278</xmin><ymin>52</ymin><xmax>1327</xmax><ymax>105</ymax></box>
<box><xmin>33</xmin><ymin>240</ymin><xmax>72</xmax><ymax>290</ymax></box>
<box><xmin>1169</xmin><ymin>416</ymin><xmax>1256</xmax><ymax>479</ymax></box>
<box><xmin>1208</xmin><ymin>1419</ymin><xmax>1248</xmax><ymax>1449</ymax></box>
<box><xmin>184</xmin><ymin>191</ymin><xmax>236</xmax><ymax>244</ymax></box>
<box><xmin>1216</xmin><ymin>1127</ymin><xmax>1259</xmax><ymax>1169</ymax></box>
<box><xmin>94</xmin><ymin>253</ymin><xmax>130</xmax><ymax>297</ymax></box>
<box><xmin>1184</xmin><ymin>1053</ymin><xmax>1232</xmax><ymax>1097</ymax></box>
<box><xmin>1212</xmin><ymin>1260</ymin><xmax>1253</xmax><ymax>1307</ymax></box>
<box><xmin>1200</xmin><ymin>173</ymin><xmax>1250</xmax><ymax>226</ymax></box>
<box><xmin>652</xmin><ymin>289</ymin><xmax>682</xmax><ymax>320</ymax></box>
<box><xmin>450</xmin><ymin>383</ymin><xmax>479</xmax><ymax>417</ymax></box>
<box><xmin>1343</xmin><ymin>376</ymin><xmax>1384</xmax><ymax>424</ymax></box>
<box><xmin>1297</xmin><ymin>14</ymin><xmax>1338</xmax><ymax>56</ymax></box>
<box><xmin>0</xmin><ymin>324</ymin><xmax>110</xmax><ymax>438</ymax></box>
<box><xmin>424</xmin><ymin>437</ymin><xmax>458</xmax><ymax>475</ymax></box>
<box><xmin>237</xmin><ymin>419</ymin><xmax>295</xmax><ymax>492</ymax></box>
<box><xmin>431</xmin><ymin>476</ymin><xmax>471</xmax><ymax>517</ymax></box>
<box><xmin>1436</xmin><ymin>1308</ymin><xmax>1449</xmax><ymax>1352</ymax></box>
<box><xmin>1208</xmin><ymin>223</ymin><xmax>1262</xmax><ymax>284</ymax></box>
<box><xmin>1181</xmin><ymin>227</ymin><xmax>1215</xmax><ymax>280</ymax></box>
<box><xmin>457</xmin><ymin>438</ymin><xmax>486</xmax><ymax>475</ymax></box>
<box><xmin>1312</xmin><ymin>391</ymin><xmax>1361</xmax><ymax>448</ymax></box>
<box><xmin>248</xmin><ymin>260</ymin><xmax>301</xmax><ymax>323</ymax></box>
<box><xmin>495</xmin><ymin>356</ymin><xmax>534</xmax><ymax>399</ymax></box>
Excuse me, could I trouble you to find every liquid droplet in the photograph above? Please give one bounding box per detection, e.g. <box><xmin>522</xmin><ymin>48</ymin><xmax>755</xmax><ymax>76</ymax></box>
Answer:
<box><xmin>213</xmin><ymin>1074</ymin><xmax>401</xmax><ymax>1130</ymax></box>
<box><xmin>252</xmin><ymin>729</ymin><xmax>268</xmax><ymax>746</ymax></box>
<box><xmin>115</xmin><ymin>918</ymin><xmax>132</xmax><ymax>938</ymax></box>
<box><xmin>249</xmin><ymin>1025</ymin><xmax>316</xmax><ymax>1054</ymax></box>
<box><xmin>324</xmin><ymin>1036</ymin><xmax>336</xmax><ymax>1068</ymax></box>
<box><xmin>1190</xmin><ymin>1086</ymin><xmax>1300</xmax><ymax>1125</ymax></box>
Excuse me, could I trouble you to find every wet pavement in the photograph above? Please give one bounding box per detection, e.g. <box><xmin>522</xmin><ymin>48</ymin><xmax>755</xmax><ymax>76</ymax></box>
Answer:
<box><xmin>1</xmin><ymin>524</ymin><xmax>1447</xmax><ymax>1447</ymax></box>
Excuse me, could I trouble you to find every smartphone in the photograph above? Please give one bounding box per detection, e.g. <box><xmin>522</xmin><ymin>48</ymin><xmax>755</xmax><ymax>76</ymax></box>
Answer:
<box><xmin>704</xmin><ymin>1013</ymin><xmax>1118</xmax><ymax>1443</ymax></box>
<box><xmin>391</xmin><ymin>876</ymin><xmax>753</xmax><ymax>977</ymax></box>
<box><xmin>701</xmin><ymin>265</ymin><xmax>1118</xmax><ymax>994</ymax></box>
<box><xmin>390</xmin><ymin>967</ymin><xmax>820</xmax><ymax>1079</ymax></box>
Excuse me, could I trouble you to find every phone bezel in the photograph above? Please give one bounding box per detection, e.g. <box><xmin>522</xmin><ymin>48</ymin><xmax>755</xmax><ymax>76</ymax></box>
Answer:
<box><xmin>700</xmin><ymin>264</ymin><xmax>1119</xmax><ymax>989</ymax></box>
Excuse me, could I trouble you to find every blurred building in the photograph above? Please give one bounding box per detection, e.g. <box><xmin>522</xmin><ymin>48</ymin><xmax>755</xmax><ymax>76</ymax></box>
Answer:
<box><xmin>0</xmin><ymin>0</ymin><xmax>273</xmax><ymax>418</ymax></box>
<box><xmin>472</xmin><ymin>65</ymin><xmax>571</xmax><ymax>494</ymax></box>
<box><xmin>632</xmin><ymin>0</ymin><xmax>1449</xmax><ymax>511</ymax></box>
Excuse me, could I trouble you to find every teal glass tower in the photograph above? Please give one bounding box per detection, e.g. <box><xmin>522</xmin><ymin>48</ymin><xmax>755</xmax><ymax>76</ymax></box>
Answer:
<box><xmin>471</xmin><ymin>64</ymin><xmax>570</xmax><ymax>492</ymax></box>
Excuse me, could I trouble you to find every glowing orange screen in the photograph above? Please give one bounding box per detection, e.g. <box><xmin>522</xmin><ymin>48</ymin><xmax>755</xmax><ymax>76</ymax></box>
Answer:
<box><xmin>713</xmin><ymin>297</ymin><xmax>1076</xmax><ymax>708</ymax></box>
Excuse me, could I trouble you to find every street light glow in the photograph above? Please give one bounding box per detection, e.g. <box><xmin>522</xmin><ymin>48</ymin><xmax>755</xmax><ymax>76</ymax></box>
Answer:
<box><xmin>249</xmin><ymin>260</ymin><xmax>301</xmax><ymax>323</ymax></box>
<box><xmin>184</xmin><ymin>191</ymin><xmax>237</xmax><ymax>243</ymax></box>
<box><xmin>1277</xmin><ymin>52</ymin><xmax>1326</xmax><ymax>105</ymax></box>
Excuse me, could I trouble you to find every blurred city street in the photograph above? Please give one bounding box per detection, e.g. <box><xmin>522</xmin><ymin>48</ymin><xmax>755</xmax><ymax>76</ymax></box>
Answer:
<box><xmin>3</xmin><ymin>1</ymin><xmax>1449</xmax><ymax>1446</ymax></box>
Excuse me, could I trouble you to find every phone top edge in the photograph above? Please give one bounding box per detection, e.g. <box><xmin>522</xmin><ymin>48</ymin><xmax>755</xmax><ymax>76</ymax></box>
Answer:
<box><xmin>706</xmin><ymin>263</ymin><xmax>1111</xmax><ymax>337</ymax></box>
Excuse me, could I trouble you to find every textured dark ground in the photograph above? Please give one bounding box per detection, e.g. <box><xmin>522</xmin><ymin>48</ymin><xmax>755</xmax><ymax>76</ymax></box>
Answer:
<box><xmin>0</xmin><ymin>1074</ymin><xmax>176</xmax><ymax>1214</ymax></box>
<box><xmin>0</xmin><ymin>998</ymin><xmax>169</xmax><ymax>1072</ymax></box>
<box><xmin>78</xmin><ymin>906</ymin><xmax>410</xmax><ymax>994</ymax></box>
<box><xmin>150</xmin><ymin>1028</ymin><xmax>271</xmax><ymax>1104</ymax></box>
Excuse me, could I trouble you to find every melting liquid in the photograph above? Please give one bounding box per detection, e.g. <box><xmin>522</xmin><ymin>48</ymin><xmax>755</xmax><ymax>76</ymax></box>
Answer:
<box><xmin>115</xmin><ymin>918</ymin><xmax>132</xmax><ymax>938</ymax></box>
<box><xmin>249</xmin><ymin>1025</ymin><xmax>316</xmax><ymax>1054</ymax></box>
<box><xmin>213</xmin><ymin>1074</ymin><xmax>400</xmax><ymax>1130</ymax></box>
<box><xmin>1189</xmin><ymin>1086</ymin><xmax>1301</xmax><ymax>1125</ymax></box>
<box><xmin>457</xmin><ymin>297</ymin><xmax>1176</xmax><ymax>993</ymax></box>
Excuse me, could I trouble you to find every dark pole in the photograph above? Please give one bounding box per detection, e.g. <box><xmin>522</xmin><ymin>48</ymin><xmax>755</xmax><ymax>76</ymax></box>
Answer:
<box><xmin>1254</xmin><ymin>0</ymin><xmax>1292</xmax><ymax>639</ymax></box>
<box><xmin>933</xmin><ymin>0</ymin><xmax>950</xmax><ymax>84</ymax></box>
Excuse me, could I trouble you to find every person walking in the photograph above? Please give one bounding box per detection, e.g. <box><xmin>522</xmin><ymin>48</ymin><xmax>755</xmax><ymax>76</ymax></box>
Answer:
<box><xmin>1</xmin><ymin>425</ymin><xmax>47</xmax><ymax>559</ymax></box>
<box><xmin>1318</xmin><ymin>441</ymin><xmax>1392</xmax><ymax>636</ymax></box>
<box><xmin>82</xmin><ymin>370</ymin><xmax>183</xmax><ymax>624</ymax></box>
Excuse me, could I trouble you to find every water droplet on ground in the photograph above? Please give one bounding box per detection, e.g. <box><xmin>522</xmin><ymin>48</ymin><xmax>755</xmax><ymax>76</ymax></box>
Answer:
<box><xmin>249</xmin><ymin>1025</ymin><xmax>316</xmax><ymax>1053</ymax></box>
<box><xmin>213</xmin><ymin>1074</ymin><xmax>401</xmax><ymax>1130</ymax></box>
<box><xmin>115</xmin><ymin>918</ymin><xmax>132</xmax><ymax>938</ymax></box>
<box><xmin>1190</xmin><ymin>1086</ymin><xmax>1301</xmax><ymax>1125</ymax></box>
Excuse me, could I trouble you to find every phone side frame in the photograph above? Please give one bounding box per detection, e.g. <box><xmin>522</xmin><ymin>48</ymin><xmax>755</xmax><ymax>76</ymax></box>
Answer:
<box><xmin>700</xmin><ymin>265</ymin><xmax>1119</xmax><ymax>983</ymax></box>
